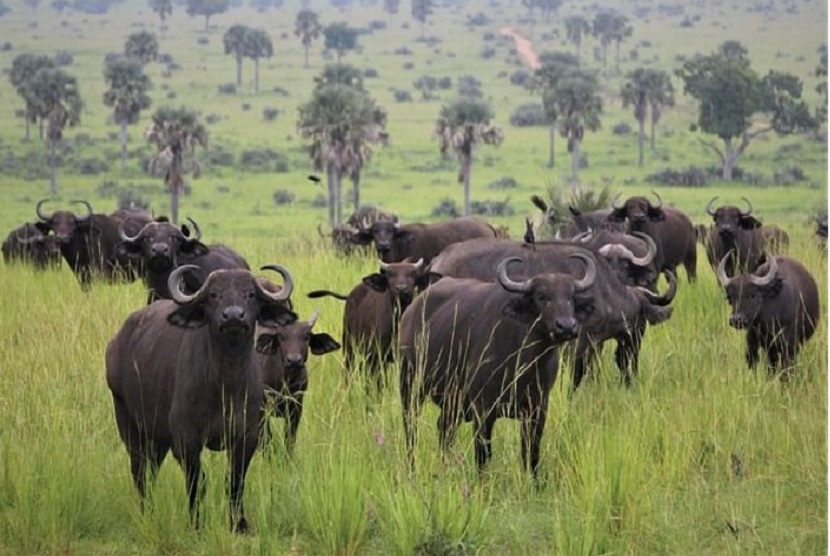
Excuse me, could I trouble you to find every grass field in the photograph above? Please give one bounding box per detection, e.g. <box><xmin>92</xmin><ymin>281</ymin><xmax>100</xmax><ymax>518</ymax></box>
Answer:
<box><xmin>0</xmin><ymin>0</ymin><xmax>827</xmax><ymax>554</ymax></box>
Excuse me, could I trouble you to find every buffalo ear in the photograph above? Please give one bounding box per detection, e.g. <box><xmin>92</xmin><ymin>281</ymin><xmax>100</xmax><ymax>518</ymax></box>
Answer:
<box><xmin>568</xmin><ymin>206</ymin><xmax>581</xmax><ymax>216</ymax></box>
<box><xmin>416</xmin><ymin>272</ymin><xmax>440</xmax><ymax>289</ymax></box>
<box><xmin>363</xmin><ymin>273</ymin><xmax>389</xmax><ymax>292</ymax></box>
<box><xmin>740</xmin><ymin>216</ymin><xmax>762</xmax><ymax>230</ymax></box>
<box><xmin>503</xmin><ymin>296</ymin><xmax>535</xmax><ymax>323</ymax></box>
<box><xmin>259</xmin><ymin>304</ymin><xmax>297</xmax><ymax>328</ymax></box>
<box><xmin>309</xmin><ymin>333</ymin><xmax>341</xmax><ymax>355</ymax></box>
<box><xmin>255</xmin><ymin>333</ymin><xmax>280</xmax><ymax>355</ymax></box>
<box><xmin>180</xmin><ymin>223</ymin><xmax>191</xmax><ymax>237</ymax></box>
<box><xmin>180</xmin><ymin>240</ymin><xmax>209</xmax><ymax>257</ymax></box>
<box><xmin>607</xmin><ymin>209</ymin><xmax>627</xmax><ymax>223</ymax></box>
<box><xmin>167</xmin><ymin>304</ymin><xmax>208</xmax><ymax>328</ymax></box>
<box><xmin>351</xmin><ymin>230</ymin><xmax>374</xmax><ymax>246</ymax></box>
<box><xmin>647</xmin><ymin>207</ymin><xmax>666</xmax><ymax>222</ymax></box>
<box><xmin>34</xmin><ymin>222</ymin><xmax>52</xmax><ymax>234</ymax></box>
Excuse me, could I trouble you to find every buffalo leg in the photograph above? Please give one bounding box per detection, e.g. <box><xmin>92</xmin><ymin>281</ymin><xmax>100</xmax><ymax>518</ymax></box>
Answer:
<box><xmin>521</xmin><ymin>411</ymin><xmax>546</xmax><ymax>477</ymax></box>
<box><xmin>228</xmin><ymin>436</ymin><xmax>256</xmax><ymax>533</ymax></box>
<box><xmin>745</xmin><ymin>329</ymin><xmax>760</xmax><ymax>370</ymax></box>
<box><xmin>437</xmin><ymin>409</ymin><xmax>460</xmax><ymax>453</ymax></box>
<box><xmin>473</xmin><ymin>413</ymin><xmax>497</xmax><ymax>471</ymax></box>
<box><xmin>400</xmin><ymin>358</ymin><xmax>422</xmax><ymax>472</ymax></box>
<box><xmin>173</xmin><ymin>442</ymin><xmax>205</xmax><ymax>529</ymax></box>
<box><xmin>283</xmin><ymin>397</ymin><xmax>303</xmax><ymax>455</ymax></box>
<box><xmin>572</xmin><ymin>343</ymin><xmax>598</xmax><ymax>391</ymax></box>
<box><xmin>685</xmin><ymin>248</ymin><xmax>697</xmax><ymax>282</ymax></box>
<box><xmin>615</xmin><ymin>323</ymin><xmax>645</xmax><ymax>386</ymax></box>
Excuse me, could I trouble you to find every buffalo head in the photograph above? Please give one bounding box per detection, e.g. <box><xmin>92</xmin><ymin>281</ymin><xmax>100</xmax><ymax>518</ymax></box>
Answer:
<box><xmin>597</xmin><ymin>231</ymin><xmax>659</xmax><ymax>289</ymax></box>
<box><xmin>609</xmin><ymin>191</ymin><xmax>665</xmax><ymax>232</ymax></box>
<box><xmin>14</xmin><ymin>226</ymin><xmax>62</xmax><ymax>268</ymax></box>
<box><xmin>117</xmin><ymin>217</ymin><xmax>207</xmax><ymax>272</ymax></box>
<box><xmin>255</xmin><ymin>308</ymin><xmax>341</xmax><ymax>368</ymax></box>
<box><xmin>716</xmin><ymin>254</ymin><xmax>780</xmax><ymax>329</ymax></box>
<box><xmin>353</xmin><ymin>217</ymin><xmax>409</xmax><ymax>256</ymax></box>
<box><xmin>363</xmin><ymin>258</ymin><xmax>428</xmax><ymax>304</ymax></box>
<box><xmin>497</xmin><ymin>254</ymin><xmax>596</xmax><ymax>342</ymax></box>
<box><xmin>34</xmin><ymin>199</ymin><xmax>93</xmax><ymax>241</ymax></box>
<box><xmin>167</xmin><ymin>265</ymin><xmax>297</xmax><ymax>348</ymax></box>
<box><xmin>706</xmin><ymin>197</ymin><xmax>761</xmax><ymax>238</ymax></box>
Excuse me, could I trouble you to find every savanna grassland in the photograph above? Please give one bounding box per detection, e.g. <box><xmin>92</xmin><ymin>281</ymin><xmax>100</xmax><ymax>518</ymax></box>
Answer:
<box><xmin>0</xmin><ymin>0</ymin><xmax>827</xmax><ymax>554</ymax></box>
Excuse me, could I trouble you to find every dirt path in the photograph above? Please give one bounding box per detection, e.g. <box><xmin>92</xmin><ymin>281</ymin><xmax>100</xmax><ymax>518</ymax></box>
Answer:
<box><xmin>499</xmin><ymin>27</ymin><xmax>540</xmax><ymax>70</ymax></box>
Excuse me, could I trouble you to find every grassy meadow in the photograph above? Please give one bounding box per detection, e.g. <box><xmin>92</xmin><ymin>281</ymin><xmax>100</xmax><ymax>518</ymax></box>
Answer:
<box><xmin>0</xmin><ymin>0</ymin><xmax>827</xmax><ymax>554</ymax></box>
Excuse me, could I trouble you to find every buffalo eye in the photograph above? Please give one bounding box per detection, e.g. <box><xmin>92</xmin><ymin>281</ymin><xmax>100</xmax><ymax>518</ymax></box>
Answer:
<box><xmin>209</xmin><ymin>291</ymin><xmax>219</xmax><ymax>300</ymax></box>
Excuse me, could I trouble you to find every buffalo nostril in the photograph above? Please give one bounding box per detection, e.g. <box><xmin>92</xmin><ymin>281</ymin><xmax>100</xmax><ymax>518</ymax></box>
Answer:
<box><xmin>554</xmin><ymin>318</ymin><xmax>577</xmax><ymax>333</ymax></box>
<box><xmin>222</xmin><ymin>307</ymin><xmax>246</xmax><ymax>321</ymax></box>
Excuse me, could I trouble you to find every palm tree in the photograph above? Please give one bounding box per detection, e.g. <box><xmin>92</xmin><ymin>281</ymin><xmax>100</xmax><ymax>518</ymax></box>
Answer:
<box><xmin>610</xmin><ymin>14</ymin><xmax>633</xmax><ymax>74</ymax></box>
<box><xmin>145</xmin><ymin>107</ymin><xmax>207</xmax><ymax>224</ymax></box>
<box><xmin>553</xmin><ymin>70</ymin><xmax>602</xmax><ymax>188</ymax></box>
<box><xmin>645</xmin><ymin>70</ymin><xmax>674</xmax><ymax>153</ymax></box>
<box><xmin>223</xmin><ymin>24</ymin><xmax>249</xmax><ymax>86</ymax></box>
<box><xmin>591</xmin><ymin>12</ymin><xmax>614</xmax><ymax>68</ymax></box>
<box><xmin>294</xmin><ymin>9</ymin><xmax>322</xmax><ymax>68</ymax></box>
<box><xmin>298</xmin><ymin>84</ymin><xmax>381</xmax><ymax>226</ymax></box>
<box><xmin>313</xmin><ymin>62</ymin><xmax>364</xmax><ymax>90</ymax></box>
<box><xmin>124</xmin><ymin>31</ymin><xmax>159</xmax><ymax>65</ymax></box>
<box><xmin>349</xmin><ymin>105</ymin><xmax>388</xmax><ymax>210</ymax></box>
<box><xmin>103</xmin><ymin>56</ymin><xmax>152</xmax><ymax>172</ymax></box>
<box><xmin>9</xmin><ymin>53</ymin><xmax>55</xmax><ymax>141</ymax></box>
<box><xmin>621</xmin><ymin>68</ymin><xmax>649</xmax><ymax>166</ymax></box>
<box><xmin>434</xmin><ymin>98</ymin><xmax>504</xmax><ymax>217</ymax></box>
<box><xmin>25</xmin><ymin>68</ymin><xmax>83</xmax><ymax>194</ymax></box>
<box><xmin>564</xmin><ymin>15</ymin><xmax>590</xmax><ymax>66</ymax></box>
<box><xmin>245</xmin><ymin>28</ymin><xmax>272</xmax><ymax>93</ymax></box>
<box><xmin>323</xmin><ymin>22</ymin><xmax>358</xmax><ymax>62</ymax></box>
<box><xmin>534</xmin><ymin>52</ymin><xmax>579</xmax><ymax>168</ymax></box>
<box><xmin>148</xmin><ymin>0</ymin><xmax>172</xmax><ymax>35</ymax></box>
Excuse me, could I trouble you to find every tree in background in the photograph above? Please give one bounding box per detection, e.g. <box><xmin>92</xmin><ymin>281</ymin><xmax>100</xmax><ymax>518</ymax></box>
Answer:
<box><xmin>816</xmin><ymin>44</ymin><xmax>827</xmax><ymax>124</ymax></box>
<box><xmin>25</xmin><ymin>68</ymin><xmax>84</xmax><ymax>194</ymax></box>
<box><xmin>533</xmin><ymin>52</ymin><xmax>579</xmax><ymax>168</ymax></box>
<box><xmin>564</xmin><ymin>15</ymin><xmax>590</xmax><ymax>66</ymax></box>
<box><xmin>9</xmin><ymin>53</ymin><xmax>56</xmax><ymax>141</ymax></box>
<box><xmin>591</xmin><ymin>11</ymin><xmax>614</xmax><ymax>68</ymax></box>
<box><xmin>314</xmin><ymin>62</ymin><xmax>364</xmax><ymax>90</ymax></box>
<box><xmin>245</xmin><ymin>28</ymin><xmax>272</xmax><ymax>93</ymax></box>
<box><xmin>646</xmin><ymin>69</ymin><xmax>674</xmax><ymax>153</ymax></box>
<box><xmin>295</xmin><ymin>9</ymin><xmax>322</xmax><ymax>68</ymax></box>
<box><xmin>223</xmin><ymin>24</ymin><xmax>250</xmax><ymax>86</ymax></box>
<box><xmin>145</xmin><ymin>107</ymin><xmax>208</xmax><ymax>224</ymax></box>
<box><xmin>552</xmin><ymin>69</ymin><xmax>602</xmax><ymax>188</ymax></box>
<box><xmin>185</xmin><ymin>0</ymin><xmax>228</xmax><ymax>32</ymax></box>
<box><xmin>538</xmin><ymin>0</ymin><xmax>561</xmax><ymax>23</ymax></box>
<box><xmin>124</xmin><ymin>31</ymin><xmax>159</xmax><ymax>65</ymax></box>
<box><xmin>323</xmin><ymin>22</ymin><xmax>358</xmax><ymax>62</ymax></box>
<box><xmin>103</xmin><ymin>56</ymin><xmax>152</xmax><ymax>172</ymax></box>
<box><xmin>609</xmin><ymin>13</ymin><xmax>632</xmax><ymax>74</ymax></box>
<box><xmin>621</xmin><ymin>68</ymin><xmax>662</xmax><ymax>166</ymax></box>
<box><xmin>434</xmin><ymin>97</ymin><xmax>504</xmax><ymax>217</ymax></box>
<box><xmin>676</xmin><ymin>42</ymin><xmax>817</xmax><ymax>180</ymax></box>
<box><xmin>411</xmin><ymin>0</ymin><xmax>432</xmax><ymax>39</ymax></box>
<box><xmin>24</xmin><ymin>0</ymin><xmax>40</xmax><ymax>12</ymax></box>
<box><xmin>148</xmin><ymin>0</ymin><xmax>172</xmax><ymax>35</ymax></box>
<box><xmin>0</xmin><ymin>0</ymin><xmax>10</xmax><ymax>16</ymax></box>
<box><xmin>383</xmin><ymin>0</ymin><xmax>399</xmax><ymax>17</ymax></box>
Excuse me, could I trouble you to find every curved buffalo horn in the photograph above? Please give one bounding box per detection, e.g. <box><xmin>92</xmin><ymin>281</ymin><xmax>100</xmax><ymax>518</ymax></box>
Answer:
<box><xmin>705</xmin><ymin>196</ymin><xmax>719</xmax><ymax>216</ymax></box>
<box><xmin>118</xmin><ymin>217</ymin><xmax>145</xmax><ymax>243</ymax></box>
<box><xmin>411</xmin><ymin>257</ymin><xmax>424</xmax><ymax>270</ymax></box>
<box><xmin>571</xmin><ymin>231</ymin><xmax>593</xmax><ymax>243</ymax></box>
<box><xmin>316</xmin><ymin>223</ymin><xmax>327</xmax><ymax>239</ymax></box>
<box><xmin>496</xmin><ymin>257</ymin><xmax>532</xmax><ymax>293</ymax></box>
<box><xmin>569</xmin><ymin>253</ymin><xmax>596</xmax><ymax>291</ymax></box>
<box><xmin>307</xmin><ymin>307</ymin><xmax>321</xmax><ymax>329</ymax></box>
<box><xmin>748</xmin><ymin>256</ymin><xmax>778</xmax><ymax>287</ymax></box>
<box><xmin>35</xmin><ymin>199</ymin><xmax>52</xmax><ymax>221</ymax></box>
<box><xmin>258</xmin><ymin>264</ymin><xmax>294</xmax><ymax>301</ymax></box>
<box><xmin>629</xmin><ymin>231</ymin><xmax>657</xmax><ymax>266</ymax></box>
<box><xmin>739</xmin><ymin>196</ymin><xmax>753</xmax><ymax>217</ymax></box>
<box><xmin>635</xmin><ymin>270</ymin><xmax>677</xmax><ymax>306</ymax></box>
<box><xmin>715</xmin><ymin>252</ymin><xmax>734</xmax><ymax>288</ymax></box>
<box><xmin>649</xmin><ymin>190</ymin><xmax>663</xmax><ymax>210</ymax></box>
<box><xmin>168</xmin><ymin>264</ymin><xmax>205</xmax><ymax>305</ymax></box>
<box><xmin>379</xmin><ymin>259</ymin><xmax>391</xmax><ymax>272</ymax></box>
<box><xmin>72</xmin><ymin>200</ymin><xmax>93</xmax><ymax>222</ymax></box>
<box><xmin>186</xmin><ymin>217</ymin><xmax>202</xmax><ymax>241</ymax></box>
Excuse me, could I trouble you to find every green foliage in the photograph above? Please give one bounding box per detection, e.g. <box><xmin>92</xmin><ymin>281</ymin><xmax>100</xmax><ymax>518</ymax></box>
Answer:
<box><xmin>185</xmin><ymin>0</ymin><xmax>229</xmax><ymax>30</ymax></box>
<box><xmin>411</xmin><ymin>0</ymin><xmax>433</xmax><ymax>32</ymax></box>
<box><xmin>103</xmin><ymin>56</ymin><xmax>152</xmax><ymax>126</ymax></box>
<box><xmin>124</xmin><ymin>31</ymin><xmax>159</xmax><ymax>65</ymax></box>
<box><xmin>323</xmin><ymin>22</ymin><xmax>359</xmax><ymax>61</ymax></box>
<box><xmin>148</xmin><ymin>0</ymin><xmax>172</xmax><ymax>22</ymax></box>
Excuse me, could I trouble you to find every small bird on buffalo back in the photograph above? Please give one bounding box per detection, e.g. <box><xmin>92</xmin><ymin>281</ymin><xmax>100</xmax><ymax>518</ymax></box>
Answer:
<box><xmin>523</xmin><ymin>217</ymin><xmax>535</xmax><ymax>250</ymax></box>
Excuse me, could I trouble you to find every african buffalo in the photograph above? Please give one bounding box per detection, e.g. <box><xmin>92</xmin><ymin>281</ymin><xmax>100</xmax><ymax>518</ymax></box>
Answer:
<box><xmin>716</xmin><ymin>255</ymin><xmax>819</xmax><ymax>378</ymax></box>
<box><xmin>428</xmin><ymin>237</ymin><xmax>676</xmax><ymax>388</ymax></box>
<box><xmin>115</xmin><ymin>216</ymin><xmax>249</xmax><ymax>304</ymax></box>
<box><xmin>816</xmin><ymin>213</ymin><xmax>827</xmax><ymax>243</ymax></box>
<box><xmin>34</xmin><ymin>199</ymin><xmax>151</xmax><ymax>289</ymax></box>
<box><xmin>317</xmin><ymin>206</ymin><xmax>398</xmax><ymax>256</ymax></box>
<box><xmin>106</xmin><ymin>264</ymin><xmax>296</xmax><ymax>532</ymax></box>
<box><xmin>528</xmin><ymin>195</ymin><xmax>624</xmax><ymax>238</ymax></box>
<box><xmin>760</xmin><ymin>225</ymin><xmax>789</xmax><ymax>255</ymax></box>
<box><xmin>352</xmin><ymin>216</ymin><xmax>497</xmax><ymax>264</ymax></box>
<box><xmin>255</xmin><ymin>308</ymin><xmax>340</xmax><ymax>453</ymax></box>
<box><xmin>399</xmin><ymin>255</ymin><xmax>597</xmax><ymax>474</ymax></box>
<box><xmin>705</xmin><ymin>197</ymin><xmax>766</xmax><ymax>275</ymax></box>
<box><xmin>307</xmin><ymin>259</ymin><xmax>430</xmax><ymax>389</ymax></box>
<box><xmin>2</xmin><ymin>223</ymin><xmax>62</xmax><ymax>270</ymax></box>
<box><xmin>607</xmin><ymin>191</ymin><xmax>697</xmax><ymax>282</ymax></box>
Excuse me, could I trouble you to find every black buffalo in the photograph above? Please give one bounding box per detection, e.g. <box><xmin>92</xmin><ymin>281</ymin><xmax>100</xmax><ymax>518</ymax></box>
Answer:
<box><xmin>106</xmin><ymin>264</ymin><xmax>296</xmax><ymax>532</ymax></box>
<box><xmin>528</xmin><ymin>195</ymin><xmax>625</xmax><ymax>238</ymax></box>
<box><xmin>352</xmin><ymin>217</ymin><xmax>497</xmax><ymax>264</ymax></box>
<box><xmin>607</xmin><ymin>191</ymin><xmax>697</xmax><ymax>282</ymax></box>
<box><xmin>34</xmin><ymin>199</ymin><xmax>151</xmax><ymax>289</ymax></box>
<box><xmin>760</xmin><ymin>225</ymin><xmax>789</xmax><ymax>255</ymax></box>
<box><xmin>705</xmin><ymin>196</ymin><xmax>766</xmax><ymax>275</ymax></box>
<box><xmin>2</xmin><ymin>223</ymin><xmax>62</xmax><ymax>270</ymax></box>
<box><xmin>428</xmin><ymin>238</ymin><xmax>676</xmax><ymax>388</ymax></box>
<box><xmin>317</xmin><ymin>206</ymin><xmax>398</xmax><ymax>256</ymax></box>
<box><xmin>256</xmin><ymin>308</ymin><xmax>340</xmax><ymax>453</ymax></box>
<box><xmin>308</xmin><ymin>259</ymin><xmax>430</xmax><ymax>389</ymax></box>
<box><xmin>115</xmin><ymin>217</ymin><xmax>250</xmax><ymax>304</ymax></box>
<box><xmin>399</xmin><ymin>255</ymin><xmax>597</xmax><ymax>474</ymax></box>
<box><xmin>716</xmin><ymin>255</ymin><xmax>819</xmax><ymax>378</ymax></box>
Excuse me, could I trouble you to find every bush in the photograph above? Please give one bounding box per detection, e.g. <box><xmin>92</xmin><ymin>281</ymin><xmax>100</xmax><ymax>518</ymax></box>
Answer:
<box><xmin>488</xmin><ymin>177</ymin><xmax>518</xmax><ymax>190</ymax></box>
<box><xmin>117</xmin><ymin>188</ymin><xmax>151</xmax><ymax>211</ymax></box>
<box><xmin>166</xmin><ymin>91</ymin><xmax>177</xmax><ymax>99</ymax></box>
<box><xmin>158</xmin><ymin>53</ymin><xmax>174</xmax><ymax>64</ymax></box>
<box><xmin>218</xmin><ymin>83</ymin><xmax>236</xmax><ymax>95</ymax></box>
<box><xmin>394</xmin><ymin>46</ymin><xmax>412</xmax><ymax>56</ymax></box>
<box><xmin>437</xmin><ymin>76</ymin><xmax>452</xmax><ymax>90</ymax></box>
<box><xmin>645</xmin><ymin>166</ymin><xmax>708</xmax><ymax>187</ymax></box>
<box><xmin>75</xmin><ymin>157</ymin><xmax>110</xmax><ymax>175</ymax></box>
<box><xmin>403</xmin><ymin>62</ymin><xmax>414</xmax><ymax>70</ymax></box>
<box><xmin>394</xmin><ymin>89</ymin><xmax>413</xmax><ymax>102</ymax></box>
<box><xmin>311</xmin><ymin>193</ymin><xmax>327</xmax><ymax>208</ymax></box>
<box><xmin>431</xmin><ymin>198</ymin><xmax>460</xmax><ymax>218</ymax></box>
<box><xmin>272</xmin><ymin>86</ymin><xmax>289</xmax><ymax>97</ymax></box>
<box><xmin>205</xmin><ymin>113</ymin><xmax>222</xmax><ymax>125</ymax></box>
<box><xmin>197</xmin><ymin>36</ymin><xmax>209</xmax><ymax>45</ymax></box>
<box><xmin>536</xmin><ymin>181</ymin><xmax>619</xmax><ymax>237</ymax></box>
<box><xmin>471</xmin><ymin>198</ymin><xmax>514</xmax><ymax>217</ymax></box>
<box><xmin>458</xmin><ymin>75</ymin><xmax>483</xmax><ymax>98</ymax></box>
<box><xmin>510</xmin><ymin>103</ymin><xmax>547</xmax><ymax>127</ymax></box>
<box><xmin>54</xmin><ymin>50</ymin><xmax>74</xmax><ymax>66</ymax></box>
<box><xmin>467</xmin><ymin>12</ymin><xmax>491</xmax><ymax>26</ymax></box>
<box><xmin>262</xmin><ymin>107</ymin><xmax>280</xmax><ymax>122</ymax></box>
<box><xmin>612</xmin><ymin>122</ymin><xmax>633</xmax><ymax>135</ymax></box>
<box><xmin>1</xmin><ymin>42</ymin><xmax>12</xmax><ymax>51</ymax></box>
<box><xmin>368</xmin><ymin>20</ymin><xmax>386</xmax><ymax>31</ymax></box>
<box><xmin>204</xmin><ymin>145</ymin><xmax>235</xmax><ymax>167</ymax></box>
<box><xmin>239</xmin><ymin>148</ymin><xmax>289</xmax><ymax>173</ymax></box>
<box><xmin>241</xmin><ymin>103</ymin><xmax>251</xmax><ymax>111</ymax></box>
<box><xmin>509</xmin><ymin>69</ymin><xmax>532</xmax><ymax>87</ymax></box>
<box><xmin>363</xmin><ymin>67</ymin><xmax>379</xmax><ymax>78</ymax></box>
<box><xmin>272</xmin><ymin>188</ymin><xmax>295</xmax><ymax>205</ymax></box>
<box><xmin>482</xmin><ymin>32</ymin><xmax>496</xmax><ymax>41</ymax></box>
<box><xmin>480</xmin><ymin>46</ymin><xmax>496</xmax><ymax>59</ymax></box>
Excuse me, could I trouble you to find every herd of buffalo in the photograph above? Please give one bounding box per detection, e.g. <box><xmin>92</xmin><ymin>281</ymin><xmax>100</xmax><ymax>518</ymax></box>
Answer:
<box><xmin>2</xmin><ymin>192</ymin><xmax>824</xmax><ymax>532</ymax></box>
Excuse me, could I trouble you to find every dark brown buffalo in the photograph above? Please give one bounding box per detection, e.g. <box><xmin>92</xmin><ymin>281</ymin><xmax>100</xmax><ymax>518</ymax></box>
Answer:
<box><xmin>115</xmin><ymin>217</ymin><xmax>249</xmax><ymax>304</ymax></box>
<box><xmin>528</xmin><ymin>195</ymin><xmax>624</xmax><ymax>238</ymax></box>
<box><xmin>2</xmin><ymin>223</ymin><xmax>62</xmax><ymax>269</ymax></box>
<box><xmin>428</xmin><ymin>238</ymin><xmax>675</xmax><ymax>388</ymax></box>
<box><xmin>760</xmin><ymin>225</ymin><xmax>789</xmax><ymax>255</ymax></box>
<box><xmin>716</xmin><ymin>255</ymin><xmax>819</xmax><ymax>378</ymax></box>
<box><xmin>399</xmin><ymin>255</ymin><xmax>597</xmax><ymax>474</ymax></box>
<box><xmin>816</xmin><ymin>213</ymin><xmax>827</xmax><ymax>243</ymax></box>
<box><xmin>607</xmin><ymin>191</ymin><xmax>697</xmax><ymax>282</ymax></box>
<box><xmin>255</xmin><ymin>309</ymin><xmax>340</xmax><ymax>453</ymax></box>
<box><xmin>317</xmin><ymin>207</ymin><xmax>398</xmax><ymax>256</ymax></box>
<box><xmin>352</xmin><ymin>217</ymin><xmax>497</xmax><ymax>264</ymax></box>
<box><xmin>694</xmin><ymin>223</ymin><xmax>710</xmax><ymax>246</ymax></box>
<box><xmin>34</xmin><ymin>199</ymin><xmax>151</xmax><ymax>289</ymax></box>
<box><xmin>704</xmin><ymin>196</ymin><xmax>766</xmax><ymax>275</ymax></box>
<box><xmin>106</xmin><ymin>265</ymin><xmax>296</xmax><ymax>532</ymax></box>
<box><xmin>307</xmin><ymin>259</ymin><xmax>430</xmax><ymax>389</ymax></box>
